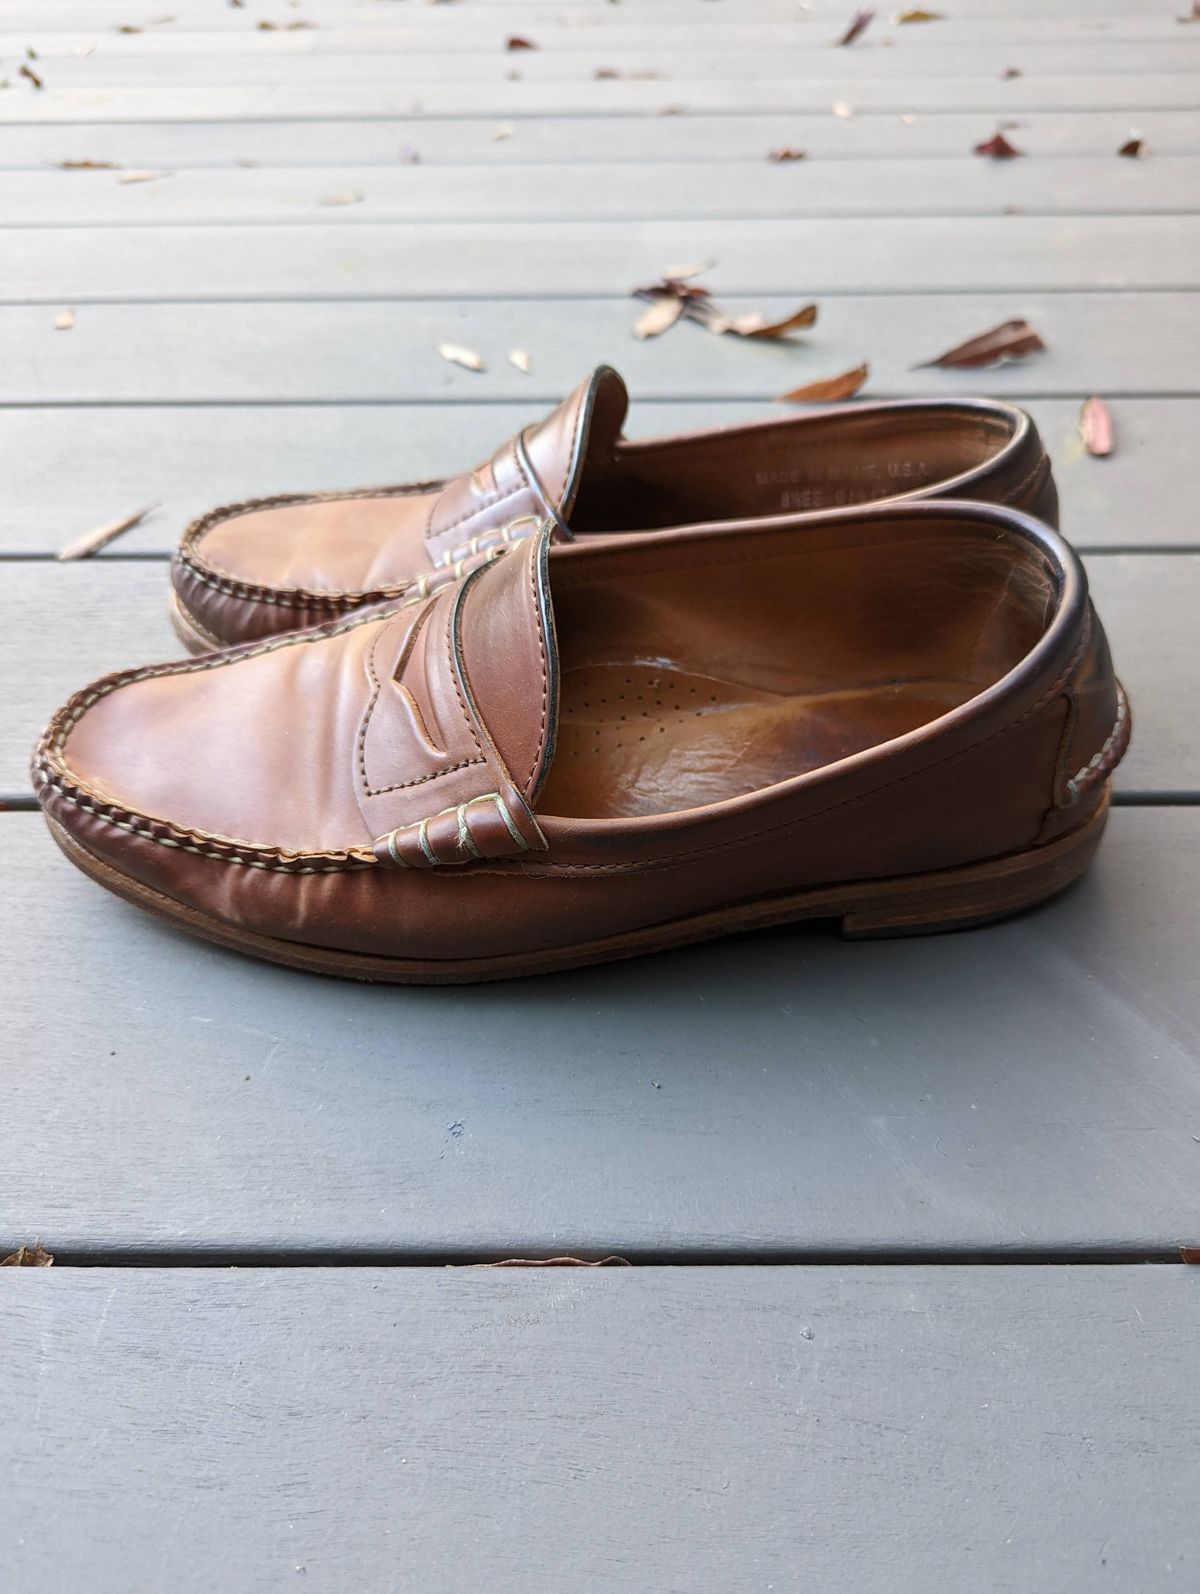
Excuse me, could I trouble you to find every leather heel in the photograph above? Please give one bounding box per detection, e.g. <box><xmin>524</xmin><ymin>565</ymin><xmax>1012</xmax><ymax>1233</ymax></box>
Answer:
<box><xmin>840</xmin><ymin>788</ymin><xmax>1110</xmax><ymax>939</ymax></box>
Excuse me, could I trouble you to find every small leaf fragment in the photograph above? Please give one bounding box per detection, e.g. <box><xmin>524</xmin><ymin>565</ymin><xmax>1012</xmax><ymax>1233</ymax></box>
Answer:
<box><xmin>59</xmin><ymin>504</ymin><xmax>159</xmax><ymax>562</ymax></box>
<box><xmin>506</xmin><ymin>35</ymin><xmax>537</xmax><ymax>49</ymax></box>
<box><xmin>893</xmin><ymin>7</ymin><xmax>941</xmax><ymax>19</ymax></box>
<box><xmin>479</xmin><ymin>1255</ymin><xmax>632</xmax><ymax>1268</ymax></box>
<box><xmin>779</xmin><ymin>364</ymin><xmax>869</xmax><ymax>403</ymax></box>
<box><xmin>1</xmin><ymin>1241</ymin><xmax>53</xmax><ymax>1268</ymax></box>
<box><xmin>492</xmin><ymin>124</ymin><xmax>514</xmax><ymax>142</ymax></box>
<box><xmin>634</xmin><ymin>294</ymin><xmax>685</xmax><ymax>339</ymax></box>
<box><xmin>768</xmin><ymin>146</ymin><xmax>807</xmax><ymax>162</ymax></box>
<box><xmin>320</xmin><ymin>189</ymin><xmax>364</xmax><ymax>206</ymax></box>
<box><xmin>1001</xmin><ymin>65</ymin><xmax>1022</xmax><ymax>79</ymax></box>
<box><xmin>659</xmin><ymin>260</ymin><xmax>714</xmax><ymax>284</ymax></box>
<box><xmin>916</xmin><ymin>318</ymin><xmax>1046</xmax><ymax>369</ymax></box>
<box><xmin>974</xmin><ymin>130</ymin><xmax>1023</xmax><ymax>159</ymax></box>
<box><xmin>508</xmin><ymin>348</ymin><xmax>532</xmax><ymax>373</ymax></box>
<box><xmin>19</xmin><ymin>63</ymin><xmax>43</xmax><ymax>89</ymax></box>
<box><xmin>832</xmin><ymin>100</ymin><xmax>856</xmax><ymax>119</ymax></box>
<box><xmin>1079</xmin><ymin>396</ymin><xmax>1115</xmax><ymax>458</ymax></box>
<box><xmin>118</xmin><ymin>169</ymin><xmax>171</xmax><ymax>184</ymax></box>
<box><xmin>723</xmin><ymin>303</ymin><xmax>819</xmax><ymax>340</ymax></box>
<box><xmin>1118</xmin><ymin>137</ymin><xmax>1147</xmax><ymax>158</ymax></box>
<box><xmin>56</xmin><ymin>158</ymin><xmax>121</xmax><ymax>170</ymax></box>
<box><xmin>437</xmin><ymin>342</ymin><xmax>486</xmax><ymax>372</ymax></box>
<box><xmin>55</xmin><ymin>308</ymin><xmax>75</xmax><ymax>331</ymax></box>
<box><xmin>836</xmin><ymin>7</ymin><xmax>875</xmax><ymax>45</ymax></box>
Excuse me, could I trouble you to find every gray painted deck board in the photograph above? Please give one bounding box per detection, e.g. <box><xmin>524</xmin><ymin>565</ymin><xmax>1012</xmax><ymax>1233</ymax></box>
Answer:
<box><xmin>0</xmin><ymin>553</ymin><xmax>1191</xmax><ymax>799</ymax></box>
<box><xmin>2</xmin><ymin>217</ymin><xmax>1198</xmax><ymax>302</ymax></box>
<box><xmin>2</xmin><ymin>1267</ymin><xmax>1198</xmax><ymax>1593</ymax></box>
<box><xmin>2</xmin><ymin>297</ymin><xmax>1195</xmax><ymax>406</ymax></box>
<box><xmin>0</xmin><ymin>398</ymin><xmax>1190</xmax><ymax>556</ymax></box>
<box><xmin>2</xmin><ymin>110</ymin><xmax>1196</xmax><ymax>168</ymax></box>
<box><xmin>6</xmin><ymin>157</ymin><xmax>1195</xmax><ymax>224</ymax></box>
<box><xmin>2</xmin><ymin>76</ymin><xmax>1197</xmax><ymax>124</ymax></box>
<box><xmin>2</xmin><ymin>804</ymin><xmax>1198</xmax><ymax>1255</ymax></box>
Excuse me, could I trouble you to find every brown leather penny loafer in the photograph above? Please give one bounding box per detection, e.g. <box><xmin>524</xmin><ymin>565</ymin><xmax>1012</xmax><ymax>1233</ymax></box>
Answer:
<box><xmin>39</xmin><ymin>500</ymin><xmax>1127</xmax><ymax>984</ymax></box>
<box><xmin>170</xmin><ymin>366</ymin><xmax>1057</xmax><ymax>653</ymax></box>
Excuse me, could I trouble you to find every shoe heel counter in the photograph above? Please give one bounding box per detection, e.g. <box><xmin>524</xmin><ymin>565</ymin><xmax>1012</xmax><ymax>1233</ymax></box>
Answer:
<box><xmin>1039</xmin><ymin>601</ymin><xmax>1130</xmax><ymax>840</ymax></box>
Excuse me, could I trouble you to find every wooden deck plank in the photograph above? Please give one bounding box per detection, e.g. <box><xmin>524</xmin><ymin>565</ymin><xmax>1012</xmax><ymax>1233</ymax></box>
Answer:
<box><xmin>5</xmin><ymin>157</ymin><xmax>1195</xmax><ymax>225</ymax></box>
<box><xmin>2</xmin><ymin>1267</ymin><xmax>1198</xmax><ymax>1592</ymax></box>
<box><xmin>2</xmin><ymin>218</ymin><xmax>1197</xmax><ymax>301</ymax></box>
<box><xmin>1</xmin><ymin>295</ymin><xmax>1193</xmax><ymax>405</ymax></box>
<box><xmin>13</xmin><ymin>43</ymin><xmax>1200</xmax><ymax>85</ymax></box>
<box><xmin>2</xmin><ymin>553</ymin><xmax>1190</xmax><ymax>800</ymax></box>
<box><xmin>1</xmin><ymin>800</ymin><xmax>1197</xmax><ymax>1256</ymax></box>
<box><xmin>2</xmin><ymin>76</ymin><xmax>1197</xmax><ymax>124</ymax></box>
<box><xmin>3</xmin><ymin>110</ymin><xmax>1196</xmax><ymax>168</ymax></box>
<box><xmin>0</xmin><ymin>399</ymin><xmax>1191</xmax><ymax>557</ymax></box>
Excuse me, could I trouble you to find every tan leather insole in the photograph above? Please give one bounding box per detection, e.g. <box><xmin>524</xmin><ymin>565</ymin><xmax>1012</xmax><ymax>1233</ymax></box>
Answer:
<box><xmin>540</xmin><ymin>661</ymin><xmax>975</xmax><ymax>819</ymax></box>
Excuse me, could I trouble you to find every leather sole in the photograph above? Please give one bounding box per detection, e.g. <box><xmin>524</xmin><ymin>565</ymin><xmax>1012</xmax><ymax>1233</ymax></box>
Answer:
<box><xmin>44</xmin><ymin>789</ymin><xmax>1109</xmax><ymax>984</ymax></box>
<box><xmin>168</xmin><ymin>589</ymin><xmax>226</xmax><ymax>655</ymax></box>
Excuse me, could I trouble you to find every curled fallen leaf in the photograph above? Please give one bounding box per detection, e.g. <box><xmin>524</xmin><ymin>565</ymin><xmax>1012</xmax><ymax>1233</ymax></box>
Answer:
<box><xmin>974</xmin><ymin>130</ymin><xmax>1022</xmax><ymax>159</ymax></box>
<box><xmin>779</xmin><ymin>364</ymin><xmax>869</xmax><ymax>403</ymax></box>
<box><xmin>1078</xmin><ymin>396</ymin><xmax>1114</xmax><ymax>457</ymax></box>
<box><xmin>659</xmin><ymin>260</ymin><xmax>714</xmax><ymax>284</ymax></box>
<box><xmin>118</xmin><ymin>169</ymin><xmax>171</xmax><ymax>184</ymax></box>
<box><xmin>836</xmin><ymin>7</ymin><xmax>875</xmax><ymax>45</ymax></box>
<box><xmin>55</xmin><ymin>308</ymin><xmax>75</xmax><ymax>330</ymax></box>
<box><xmin>768</xmin><ymin>146</ymin><xmax>807</xmax><ymax>162</ymax></box>
<box><xmin>916</xmin><ymin>319</ymin><xmax>1045</xmax><ymax>369</ymax></box>
<box><xmin>508</xmin><ymin>348</ymin><xmax>532</xmax><ymax>373</ymax></box>
<box><xmin>506</xmin><ymin>35</ymin><xmax>537</xmax><ymax>49</ymax></box>
<box><xmin>437</xmin><ymin>342</ymin><xmax>486</xmax><ymax>372</ymax></box>
<box><xmin>478</xmin><ymin>1255</ymin><xmax>632</xmax><ymax>1268</ymax></box>
<box><xmin>1</xmin><ymin>1241</ymin><xmax>53</xmax><ymax>1267</ymax></box>
<box><xmin>717</xmin><ymin>304</ymin><xmax>819</xmax><ymax>340</ymax></box>
<box><xmin>320</xmin><ymin>189</ymin><xmax>364</xmax><ymax>206</ymax></box>
<box><xmin>55</xmin><ymin>159</ymin><xmax>121</xmax><ymax>170</ymax></box>
<box><xmin>58</xmin><ymin>503</ymin><xmax>159</xmax><ymax>562</ymax></box>
<box><xmin>634</xmin><ymin>294</ymin><xmax>685</xmax><ymax>339</ymax></box>
<box><xmin>1118</xmin><ymin>137</ymin><xmax>1147</xmax><ymax>157</ymax></box>
<box><xmin>19</xmin><ymin>63</ymin><xmax>43</xmax><ymax>89</ymax></box>
<box><xmin>893</xmin><ymin>7</ymin><xmax>941</xmax><ymax>19</ymax></box>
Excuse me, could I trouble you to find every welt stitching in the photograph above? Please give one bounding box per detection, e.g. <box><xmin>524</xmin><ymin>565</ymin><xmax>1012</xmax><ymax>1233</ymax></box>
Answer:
<box><xmin>522</xmin><ymin>625</ymin><xmax>1094</xmax><ymax>878</ymax></box>
<box><xmin>1067</xmin><ymin>684</ymin><xmax>1130</xmax><ymax>797</ymax></box>
<box><xmin>526</xmin><ymin>541</ymin><xmax>550</xmax><ymax>793</ymax></box>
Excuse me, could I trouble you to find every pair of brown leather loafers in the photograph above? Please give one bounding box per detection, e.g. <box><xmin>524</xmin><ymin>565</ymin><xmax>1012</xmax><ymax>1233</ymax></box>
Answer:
<box><xmin>35</xmin><ymin>366</ymin><xmax>1130</xmax><ymax>982</ymax></box>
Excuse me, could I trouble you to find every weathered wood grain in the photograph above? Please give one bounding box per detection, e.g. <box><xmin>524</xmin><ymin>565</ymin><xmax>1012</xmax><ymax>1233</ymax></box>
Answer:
<box><xmin>2</xmin><ymin>217</ymin><xmax>1197</xmax><ymax>301</ymax></box>
<box><xmin>5</xmin><ymin>157</ymin><xmax>1195</xmax><ymax>225</ymax></box>
<box><xmin>1</xmin><ymin>810</ymin><xmax>1198</xmax><ymax>1253</ymax></box>
<box><xmin>0</xmin><ymin>399</ymin><xmax>1191</xmax><ymax>556</ymax></box>
<box><xmin>3</xmin><ymin>110</ymin><xmax>1196</xmax><ymax>169</ymax></box>
<box><xmin>1</xmin><ymin>553</ymin><xmax>1189</xmax><ymax>798</ymax></box>
<box><xmin>0</xmin><ymin>295</ymin><xmax>1192</xmax><ymax>406</ymax></box>
<box><xmin>1</xmin><ymin>1267</ymin><xmax>1197</xmax><ymax>1592</ymax></box>
<box><xmin>2</xmin><ymin>76</ymin><xmax>1197</xmax><ymax>124</ymax></box>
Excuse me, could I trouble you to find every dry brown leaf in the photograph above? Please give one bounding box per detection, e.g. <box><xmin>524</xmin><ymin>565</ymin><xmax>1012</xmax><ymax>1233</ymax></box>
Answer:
<box><xmin>56</xmin><ymin>159</ymin><xmax>121</xmax><ymax>170</ymax></box>
<box><xmin>836</xmin><ymin>7</ymin><xmax>875</xmax><ymax>45</ymax></box>
<box><xmin>1079</xmin><ymin>396</ymin><xmax>1114</xmax><ymax>457</ymax></box>
<box><xmin>1118</xmin><ymin>137</ymin><xmax>1147</xmax><ymax>158</ymax></box>
<box><xmin>257</xmin><ymin>18</ymin><xmax>314</xmax><ymax>28</ymax></box>
<box><xmin>506</xmin><ymin>35</ymin><xmax>537</xmax><ymax>49</ymax></box>
<box><xmin>437</xmin><ymin>342</ymin><xmax>486</xmax><ymax>372</ymax></box>
<box><xmin>779</xmin><ymin>365</ymin><xmax>869</xmax><ymax>403</ymax></box>
<box><xmin>19</xmin><ymin>63</ymin><xmax>43</xmax><ymax>89</ymax></box>
<box><xmin>118</xmin><ymin>169</ymin><xmax>171</xmax><ymax>184</ymax></box>
<box><xmin>893</xmin><ymin>7</ymin><xmax>941</xmax><ymax>20</ymax></box>
<box><xmin>768</xmin><ymin>146</ymin><xmax>807</xmax><ymax>162</ymax></box>
<box><xmin>722</xmin><ymin>303</ymin><xmax>819</xmax><ymax>340</ymax></box>
<box><xmin>1</xmin><ymin>1241</ymin><xmax>53</xmax><ymax>1267</ymax></box>
<box><xmin>917</xmin><ymin>319</ymin><xmax>1046</xmax><ymax>369</ymax></box>
<box><xmin>55</xmin><ymin>308</ymin><xmax>75</xmax><ymax>331</ymax></box>
<box><xmin>117</xmin><ymin>24</ymin><xmax>143</xmax><ymax>33</ymax></box>
<box><xmin>58</xmin><ymin>503</ymin><xmax>158</xmax><ymax>562</ymax></box>
<box><xmin>320</xmin><ymin>189</ymin><xmax>364</xmax><ymax>206</ymax></box>
<box><xmin>974</xmin><ymin>130</ymin><xmax>1023</xmax><ymax>159</ymax></box>
<box><xmin>508</xmin><ymin>348</ymin><xmax>532</xmax><ymax>373</ymax></box>
<box><xmin>633</xmin><ymin>294</ymin><xmax>685</xmax><ymax>339</ymax></box>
